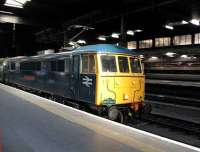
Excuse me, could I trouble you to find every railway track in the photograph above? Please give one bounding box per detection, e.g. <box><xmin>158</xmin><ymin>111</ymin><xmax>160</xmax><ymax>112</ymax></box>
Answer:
<box><xmin>128</xmin><ymin>114</ymin><xmax>200</xmax><ymax>147</ymax></box>
<box><xmin>138</xmin><ymin>114</ymin><xmax>200</xmax><ymax>134</ymax></box>
<box><xmin>146</xmin><ymin>93</ymin><xmax>200</xmax><ymax>107</ymax></box>
<box><xmin>146</xmin><ymin>83</ymin><xmax>200</xmax><ymax>99</ymax></box>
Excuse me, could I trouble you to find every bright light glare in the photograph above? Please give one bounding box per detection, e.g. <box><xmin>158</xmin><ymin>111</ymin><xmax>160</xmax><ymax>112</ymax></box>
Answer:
<box><xmin>4</xmin><ymin>0</ymin><xmax>31</xmax><ymax>8</ymax></box>
<box><xmin>190</xmin><ymin>19</ymin><xmax>200</xmax><ymax>26</ymax></box>
<box><xmin>68</xmin><ymin>41</ymin><xmax>74</xmax><ymax>46</ymax></box>
<box><xmin>98</xmin><ymin>36</ymin><xmax>106</xmax><ymax>41</ymax></box>
<box><xmin>181</xmin><ymin>20</ymin><xmax>189</xmax><ymax>25</ymax></box>
<box><xmin>165</xmin><ymin>52</ymin><xmax>176</xmax><ymax>57</ymax></box>
<box><xmin>111</xmin><ymin>33</ymin><xmax>120</xmax><ymax>38</ymax></box>
<box><xmin>127</xmin><ymin>30</ymin><xmax>134</xmax><ymax>36</ymax></box>
<box><xmin>135</xmin><ymin>29</ymin><xmax>142</xmax><ymax>32</ymax></box>
<box><xmin>77</xmin><ymin>40</ymin><xmax>86</xmax><ymax>44</ymax></box>
<box><xmin>149</xmin><ymin>56</ymin><xmax>158</xmax><ymax>60</ymax></box>
<box><xmin>0</xmin><ymin>10</ymin><xmax>14</xmax><ymax>14</ymax></box>
<box><xmin>165</xmin><ymin>25</ymin><xmax>174</xmax><ymax>30</ymax></box>
<box><xmin>180</xmin><ymin>55</ymin><xmax>188</xmax><ymax>58</ymax></box>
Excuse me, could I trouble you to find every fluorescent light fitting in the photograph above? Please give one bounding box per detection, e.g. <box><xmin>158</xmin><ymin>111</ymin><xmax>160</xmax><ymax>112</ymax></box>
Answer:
<box><xmin>165</xmin><ymin>52</ymin><xmax>176</xmax><ymax>57</ymax></box>
<box><xmin>4</xmin><ymin>0</ymin><xmax>31</xmax><ymax>8</ymax></box>
<box><xmin>98</xmin><ymin>36</ymin><xmax>106</xmax><ymax>41</ymax></box>
<box><xmin>150</xmin><ymin>56</ymin><xmax>158</xmax><ymax>60</ymax></box>
<box><xmin>180</xmin><ymin>54</ymin><xmax>188</xmax><ymax>58</ymax></box>
<box><xmin>111</xmin><ymin>33</ymin><xmax>120</xmax><ymax>38</ymax></box>
<box><xmin>135</xmin><ymin>29</ymin><xmax>142</xmax><ymax>32</ymax></box>
<box><xmin>77</xmin><ymin>40</ymin><xmax>86</xmax><ymax>44</ymax></box>
<box><xmin>0</xmin><ymin>10</ymin><xmax>14</xmax><ymax>14</ymax></box>
<box><xmin>190</xmin><ymin>19</ymin><xmax>200</xmax><ymax>26</ymax></box>
<box><xmin>4</xmin><ymin>3</ymin><xmax>23</xmax><ymax>8</ymax></box>
<box><xmin>181</xmin><ymin>20</ymin><xmax>188</xmax><ymax>25</ymax></box>
<box><xmin>165</xmin><ymin>25</ymin><xmax>174</xmax><ymax>30</ymax></box>
<box><xmin>126</xmin><ymin>30</ymin><xmax>134</xmax><ymax>36</ymax></box>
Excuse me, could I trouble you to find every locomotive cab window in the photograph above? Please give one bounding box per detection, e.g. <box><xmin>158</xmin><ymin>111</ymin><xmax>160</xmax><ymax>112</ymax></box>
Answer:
<box><xmin>81</xmin><ymin>54</ymin><xmax>96</xmax><ymax>73</ymax></box>
<box><xmin>101</xmin><ymin>55</ymin><xmax>117</xmax><ymax>72</ymax></box>
<box><xmin>130</xmin><ymin>57</ymin><xmax>142</xmax><ymax>73</ymax></box>
<box><xmin>118</xmin><ymin>56</ymin><xmax>129</xmax><ymax>73</ymax></box>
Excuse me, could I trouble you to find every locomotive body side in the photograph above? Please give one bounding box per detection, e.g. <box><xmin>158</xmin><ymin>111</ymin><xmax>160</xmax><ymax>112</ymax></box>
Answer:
<box><xmin>1</xmin><ymin>44</ymin><xmax>149</xmax><ymax>122</ymax></box>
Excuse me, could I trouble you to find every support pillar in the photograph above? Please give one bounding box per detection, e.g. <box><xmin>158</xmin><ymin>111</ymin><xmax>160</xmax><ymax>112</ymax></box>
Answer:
<box><xmin>120</xmin><ymin>15</ymin><xmax>127</xmax><ymax>47</ymax></box>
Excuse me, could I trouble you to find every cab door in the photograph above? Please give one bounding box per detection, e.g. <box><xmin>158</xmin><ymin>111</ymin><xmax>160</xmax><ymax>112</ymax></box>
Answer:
<box><xmin>70</xmin><ymin>55</ymin><xmax>80</xmax><ymax>100</ymax></box>
<box><xmin>79</xmin><ymin>54</ymin><xmax>96</xmax><ymax>104</ymax></box>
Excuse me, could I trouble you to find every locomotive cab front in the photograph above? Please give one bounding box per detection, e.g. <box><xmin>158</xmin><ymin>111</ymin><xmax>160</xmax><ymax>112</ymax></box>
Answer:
<box><xmin>95</xmin><ymin>53</ymin><xmax>145</xmax><ymax>119</ymax></box>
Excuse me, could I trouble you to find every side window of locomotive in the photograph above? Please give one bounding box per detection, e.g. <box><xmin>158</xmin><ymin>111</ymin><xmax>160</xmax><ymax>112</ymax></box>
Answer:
<box><xmin>20</xmin><ymin>62</ymin><xmax>29</xmax><ymax>71</ymax></box>
<box><xmin>65</xmin><ymin>58</ymin><xmax>70</xmax><ymax>73</ymax></box>
<box><xmin>130</xmin><ymin>57</ymin><xmax>141</xmax><ymax>73</ymax></box>
<box><xmin>101</xmin><ymin>56</ymin><xmax>117</xmax><ymax>72</ymax></box>
<box><xmin>34</xmin><ymin>62</ymin><xmax>41</xmax><ymax>71</ymax></box>
<box><xmin>57</xmin><ymin>60</ymin><xmax>65</xmax><ymax>72</ymax></box>
<box><xmin>50</xmin><ymin>61</ymin><xmax>57</xmax><ymax>72</ymax></box>
<box><xmin>81</xmin><ymin>55</ymin><xmax>96</xmax><ymax>73</ymax></box>
<box><xmin>89</xmin><ymin>55</ymin><xmax>96</xmax><ymax>73</ymax></box>
<box><xmin>81</xmin><ymin>55</ymin><xmax>88</xmax><ymax>73</ymax></box>
<box><xmin>73</xmin><ymin>56</ymin><xmax>79</xmax><ymax>73</ymax></box>
<box><xmin>10</xmin><ymin>62</ymin><xmax>16</xmax><ymax>71</ymax></box>
<box><xmin>118</xmin><ymin>56</ymin><xmax>129</xmax><ymax>73</ymax></box>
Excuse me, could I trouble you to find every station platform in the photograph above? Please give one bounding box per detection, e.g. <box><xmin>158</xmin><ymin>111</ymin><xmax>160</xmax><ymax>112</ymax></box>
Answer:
<box><xmin>0</xmin><ymin>83</ymin><xmax>199</xmax><ymax>152</ymax></box>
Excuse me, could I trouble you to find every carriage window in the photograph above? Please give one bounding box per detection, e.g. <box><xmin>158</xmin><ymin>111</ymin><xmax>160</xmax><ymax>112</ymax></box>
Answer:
<box><xmin>20</xmin><ymin>62</ymin><xmax>41</xmax><ymax>71</ymax></box>
<box><xmin>89</xmin><ymin>55</ymin><xmax>95</xmax><ymax>73</ymax></box>
<box><xmin>11</xmin><ymin>63</ymin><xmax>16</xmax><ymax>70</ymax></box>
<box><xmin>81</xmin><ymin>55</ymin><xmax>88</xmax><ymax>73</ymax></box>
<box><xmin>65</xmin><ymin>58</ymin><xmax>70</xmax><ymax>73</ymax></box>
<box><xmin>118</xmin><ymin>57</ymin><xmax>129</xmax><ymax>73</ymax></box>
<box><xmin>50</xmin><ymin>61</ymin><xmax>57</xmax><ymax>71</ymax></box>
<box><xmin>20</xmin><ymin>62</ymin><xmax>30</xmax><ymax>71</ymax></box>
<box><xmin>130</xmin><ymin>57</ymin><xmax>141</xmax><ymax>73</ymax></box>
<box><xmin>57</xmin><ymin>60</ymin><xmax>65</xmax><ymax>72</ymax></box>
<box><xmin>101</xmin><ymin>56</ymin><xmax>117</xmax><ymax>72</ymax></box>
<box><xmin>34</xmin><ymin>62</ymin><xmax>41</xmax><ymax>71</ymax></box>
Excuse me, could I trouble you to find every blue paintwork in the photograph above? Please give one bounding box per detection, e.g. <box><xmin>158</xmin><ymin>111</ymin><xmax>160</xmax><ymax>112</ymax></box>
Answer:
<box><xmin>73</xmin><ymin>44</ymin><xmax>138</xmax><ymax>55</ymax></box>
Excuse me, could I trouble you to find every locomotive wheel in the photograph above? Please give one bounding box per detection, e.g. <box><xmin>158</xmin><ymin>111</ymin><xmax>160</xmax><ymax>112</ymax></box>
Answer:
<box><xmin>108</xmin><ymin>106</ymin><xmax>124</xmax><ymax>123</ymax></box>
<box><xmin>117</xmin><ymin>111</ymin><xmax>124</xmax><ymax>123</ymax></box>
<box><xmin>108</xmin><ymin>106</ymin><xmax>119</xmax><ymax>121</ymax></box>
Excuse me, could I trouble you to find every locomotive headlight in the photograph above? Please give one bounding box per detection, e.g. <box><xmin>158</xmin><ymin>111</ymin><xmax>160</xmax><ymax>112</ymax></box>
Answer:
<box><xmin>123</xmin><ymin>94</ymin><xmax>129</xmax><ymax>100</ymax></box>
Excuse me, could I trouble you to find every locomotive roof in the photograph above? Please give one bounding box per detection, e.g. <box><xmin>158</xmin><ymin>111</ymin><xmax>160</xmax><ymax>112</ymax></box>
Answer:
<box><xmin>73</xmin><ymin>44</ymin><xmax>137</xmax><ymax>55</ymax></box>
<box><xmin>6</xmin><ymin>44</ymin><xmax>138</xmax><ymax>62</ymax></box>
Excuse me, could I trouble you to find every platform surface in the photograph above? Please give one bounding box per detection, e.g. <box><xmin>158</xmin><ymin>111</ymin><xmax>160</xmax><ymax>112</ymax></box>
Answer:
<box><xmin>0</xmin><ymin>83</ymin><xmax>199</xmax><ymax>152</ymax></box>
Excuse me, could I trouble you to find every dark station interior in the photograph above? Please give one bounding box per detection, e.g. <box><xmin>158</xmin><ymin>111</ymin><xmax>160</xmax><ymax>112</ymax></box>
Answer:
<box><xmin>0</xmin><ymin>0</ymin><xmax>200</xmax><ymax>151</ymax></box>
